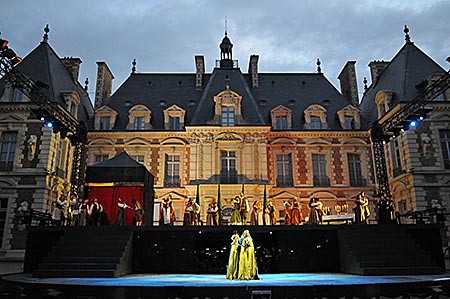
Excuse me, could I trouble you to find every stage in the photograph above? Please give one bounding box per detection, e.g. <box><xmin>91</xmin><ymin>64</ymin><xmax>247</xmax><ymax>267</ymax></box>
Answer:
<box><xmin>2</xmin><ymin>272</ymin><xmax>450</xmax><ymax>298</ymax></box>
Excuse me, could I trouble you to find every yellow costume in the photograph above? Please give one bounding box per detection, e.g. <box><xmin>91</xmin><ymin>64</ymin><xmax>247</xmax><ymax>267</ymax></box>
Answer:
<box><xmin>238</xmin><ymin>230</ymin><xmax>259</xmax><ymax>280</ymax></box>
<box><xmin>226</xmin><ymin>232</ymin><xmax>240</xmax><ymax>280</ymax></box>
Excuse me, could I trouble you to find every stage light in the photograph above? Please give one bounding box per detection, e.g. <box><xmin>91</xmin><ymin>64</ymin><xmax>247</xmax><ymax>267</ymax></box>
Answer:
<box><xmin>45</xmin><ymin>120</ymin><xmax>53</xmax><ymax>128</ymax></box>
<box><xmin>11</xmin><ymin>56</ymin><xmax>22</xmax><ymax>65</ymax></box>
<box><xmin>409</xmin><ymin>120</ymin><xmax>418</xmax><ymax>128</ymax></box>
<box><xmin>3</xmin><ymin>48</ymin><xmax>17</xmax><ymax>59</ymax></box>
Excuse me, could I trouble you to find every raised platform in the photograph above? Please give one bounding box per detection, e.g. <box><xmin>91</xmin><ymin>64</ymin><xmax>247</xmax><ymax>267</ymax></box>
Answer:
<box><xmin>2</xmin><ymin>272</ymin><xmax>450</xmax><ymax>299</ymax></box>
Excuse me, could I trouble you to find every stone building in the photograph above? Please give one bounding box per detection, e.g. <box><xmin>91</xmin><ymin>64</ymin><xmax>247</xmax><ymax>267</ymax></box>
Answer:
<box><xmin>0</xmin><ymin>27</ymin><xmax>94</xmax><ymax>266</ymax></box>
<box><xmin>88</xmin><ymin>31</ymin><xmax>374</xmax><ymax>224</ymax></box>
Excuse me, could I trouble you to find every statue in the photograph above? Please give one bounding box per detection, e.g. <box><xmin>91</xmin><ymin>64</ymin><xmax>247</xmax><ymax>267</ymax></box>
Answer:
<box><xmin>27</xmin><ymin>135</ymin><xmax>37</xmax><ymax>160</ymax></box>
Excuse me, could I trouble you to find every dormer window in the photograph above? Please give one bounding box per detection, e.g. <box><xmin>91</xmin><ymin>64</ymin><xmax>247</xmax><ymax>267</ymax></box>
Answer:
<box><xmin>428</xmin><ymin>73</ymin><xmax>446</xmax><ymax>101</ymax></box>
<box><xmin>210</xmin><ymin>85</ymin><xmax>243</xmax><ymax>126</ymax></box>
<box><xmin>127</xmin><ymin>104</ymin><xmax>152</xmax><ymax>130</ymax></box>
<box><xmin>164</xmin><ymin>104</ymin><xmax>185</xmax><ymax>130</ymax></box>
<box><xmin>337</xmin><ymin>105</ymin><xmax>361</xmax><ymax>130</ymax></box>
<box><xmin>375</xmin><ymin>90</ymin><xmax>393</xmax><ymax>118</ymax></box>
<box><xmin>95</xmin><ymin>106</ymin><xmax>118</xmax><ymax>130</ymax></box>
<box><xmin>62</xmin><ymin>91</ymin><xmax>80</xmax><ymax>118</ymax></box>
<box><xmin>304</xmin><ymin>104</ymin><xmax>328</xmax><ymax>129</ymax></box>
<box><xmin>271</xmin><ymin>105</ymin><xmax>292</xmax><ymax>130</ymax></box>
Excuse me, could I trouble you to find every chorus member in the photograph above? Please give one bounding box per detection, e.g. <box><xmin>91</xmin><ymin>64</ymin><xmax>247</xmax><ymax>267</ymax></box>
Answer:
<box><xmin>354</xmin><ymin>191</ymin><xmax>370</xmax><ymax>224</ymax></box>
<box><xmin>131</xmin><ymin>199</ymin><xmax>144</xmax><ymax>226</ymax></box>
<box><xmin>69</xmin><ymin>194</ymin><xmax>79</xmax><ymax>226</ymax></box>
<box><xmin>160</xmin><ymin>195</ymin><xmax>176</xmax><ymax>226</ymax></box>
<box><xmin>308</xmin><ymin>197</ymin><xmax>323</xmax><ymax>225</ymax></box>
<box><xmin>226</xmin><ymin>230</ymin><xmax>240</xmax><ymax>280</ymax></box>
<box><xmin>89</xmin><ymin>198</ymin><xmax>103</xmax><ymax>226</ymax></box>
<box><xmin>183</xmin><ymin>198</ymin><xmax>195</xmax><ymax>226</ymax></box>
<box><xmin>240</xmin><ymin>193</ymin><xmax>249</xmax><ymax>225</ymax></box>
<box><xmin>78</xmin><ymin>199</ymin><xmax>89</xmax><ymax>226</ymax></box>
<box><xmin>290</xmin><ymin>198</ymin><xmax>303</xmax><ymax>225</ymax></box>
<box><xmin>52</xmin><ymin>195</ymin><xmax>67</xmax><ymax>226</ymax></box>
<box><xmin>230</xmin><ymin>196</ymin><xmax>242</xmax><ymax>225</ymax></box>
<box><xmin>283</xmin><ymin>201</ymin><xmax>292</xmax><ymax>225</ymax></box>
<box><xmin>250</xmin><ymin>200</ymin><xmax>259</xmax><ymax>225</ymax></box>
<box><xmin>206</xmin><ymin>198</ymin><xmax>219</xmax><ymax>226</ymax></box>
<box><xmin>266</xmin><ymin>200</ymin><xmax>277</xmax><ymax>225</ymax></box>
<box><xmin>238</xmin><ymin>230</ymin><xmax>259</xmax><ymax>280</ymax></box>
<box><xmin>116</xmin><ymin>198</ymin><xmax>129</xmax><ymax>226</ymax></box>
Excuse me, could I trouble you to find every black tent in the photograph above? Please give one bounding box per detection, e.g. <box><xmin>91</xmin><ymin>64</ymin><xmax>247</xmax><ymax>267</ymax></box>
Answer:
<box><xmin>85</xmin><ymin>151</ymin><xmax>154</xmax><ymax>226</ymax></box>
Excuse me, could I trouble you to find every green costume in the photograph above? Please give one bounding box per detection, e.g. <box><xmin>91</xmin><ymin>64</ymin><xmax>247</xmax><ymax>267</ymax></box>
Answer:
<box><xmin>238</xmin><ymin>230</ymin><xmax>259</xmax><ymax>280</ymax></box>
<box><xmin>226</xmin><ymin>233</ymin><xmax>240</xmax><ymax>280</ymax></box>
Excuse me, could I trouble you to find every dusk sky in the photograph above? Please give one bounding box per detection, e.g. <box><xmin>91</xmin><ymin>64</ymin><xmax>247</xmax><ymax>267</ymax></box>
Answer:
<box><xmin>1</xmin><ymin>0</ymin><xmax>449</xmax><ymax>104</ymax></box>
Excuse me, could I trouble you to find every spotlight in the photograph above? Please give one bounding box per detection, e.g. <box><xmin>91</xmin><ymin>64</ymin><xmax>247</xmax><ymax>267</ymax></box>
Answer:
<box><xmin>45</xmin><ymin>121</ymin><xmax>53</xmax><ymax>128</ymax></box>
<box><xmin>409</xmin><ymin>120</ymin><xmax>418</xmax><ymax>128</ymax></box>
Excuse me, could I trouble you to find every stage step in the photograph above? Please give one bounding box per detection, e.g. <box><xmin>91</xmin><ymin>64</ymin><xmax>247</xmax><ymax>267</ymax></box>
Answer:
<box><xmin>338</xmin><ymin>226</ymin><xmax>443</xmax><ymax>275</ymax></box>
<box><xmin>32</xmin><ymin>227</ymin><xmax>133</xmax><ymax>278</ymax></box>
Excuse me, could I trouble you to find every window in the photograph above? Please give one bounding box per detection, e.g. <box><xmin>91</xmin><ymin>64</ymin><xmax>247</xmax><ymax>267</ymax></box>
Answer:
<box><xmin>12</xmin><ymin>89</ymin><xmax>23</xmax><ymax>102</ymax></box>
<box><xmin>439</xmin><ymin>130</ymin><xmax>450</xmax><ymax>169</ymax></box>
<box><xmin>0</xmin><ymin>132</ymin><xmax>17</xmax><ymax>171</ymax></box>
<box><xmin>348</xmin><ymin>154</ymin><xmax>365</xmax><ymax>186</ymax></box>
<box><xmin>392</xmin><ymin>139</ymin><xmax>402</xmax><ymax>177</ymax></box>
<box><xmin>221</xmin><ymin>107</ymin><xmax>235</xmax><ymax>126</ymax></box>
<box><xmin>220</xmin><ymin>151</ymin><xmax>237</xmax><ymax>183</ymax></box>
<box><xmin>100</xmin><ymin>117</ymin><xmax>110</xmax><ymax>130</ymax></box>
<box><xmin>344</xmin><ymin>116</ymin><xmax>356</xmax><ymax>130</ymax></box>
<box><xmin>310</xmin><ymin>116</ymin><xmax>322</xmax><ymax>129</ymax></box>
<box><xmin>132</xmin><ymin>155</ymin><xmax>145</xmax><ymax>164</ymax></box>
<box><xmin>0</xmin><ymin>198</ymin><xmax>8</xmax><ymax>246</ymax></box>
<box><xmin>312</xmin><ymin>154</ymin><xmax>329</xmax><ymax>186</ymax></box>
<box><xmin>134</xmin><ymin>117</ymin><xmax>145</xmax><ymax>130</ymax></box>
<box><xmin>55</xmin><ymin>141</ymin><xmax>65</xmax><ymax>178</ymax></box>
<box><xmin>275</xmin><ymin>116</ymin><xmax>288</xmax><ymax>129</ymax></box>
<box><xmin>165</xmin><ymin>155</ymin><xmax>180</xmax><ymax>187</ymax></box>
<box><xmin>276</xmin><ymin>154</ymin><xmax>293</xmax><ymax>187</ymax></box>
<box><xmin>169</xmin><ymin>116</ymin><xmax>181</xmax><ymax>130</ymax></box>
<box><xmin>94</xmin><ymin>154</ymin><xmax>109</xmax><ymax>163</ymax></box>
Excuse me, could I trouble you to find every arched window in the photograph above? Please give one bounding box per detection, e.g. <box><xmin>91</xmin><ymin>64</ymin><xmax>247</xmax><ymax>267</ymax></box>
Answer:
<box><xmin>127</xmin><ymin>104</ymin><xmax>152</xmax><ymax>130</ymax></box>
<box><xmin>304</xmin><ymin>104</ymin><xmax>328</xmax><ymax>129</ymax></box>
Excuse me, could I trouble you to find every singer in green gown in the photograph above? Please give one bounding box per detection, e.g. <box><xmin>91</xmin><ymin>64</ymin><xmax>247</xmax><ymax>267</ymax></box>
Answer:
<box><xmin>226</xmin><ymin>231</ymin><xmax>240</xmax><ymax>280</ymax></box>
<box><xmin>238</xmin><ymin>230</ymin><xmax>259</xmax><ymax>280</ymax></box>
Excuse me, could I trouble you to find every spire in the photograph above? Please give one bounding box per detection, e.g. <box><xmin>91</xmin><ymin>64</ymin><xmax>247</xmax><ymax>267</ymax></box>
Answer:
<box><xmin>363</xmin><ymin>77</ymin><xmax>368</xmax><ymax>90</ymax></box>
<box><xmin>84</xmin><ymin>78</ymin><xmax>89</xmax><ymax>91</ymax></box>
<box><xmin>404</xmin><ymin>25</ymin><xmax>411</xmax><ymax>43</ymax></box>
<box><xmin>316</xmin><ymin>58</ymin><xmax>322</xmax><ymax>73</ymax></box>
<box><xmin>131</xmin><ymin>58</ymin><xmax>136</xmax><ymax>74</ymax></box>
<box><xmin>42</xmin><ymin>24</ymin><xmax>49</xmax><ymax>43</ymax></box>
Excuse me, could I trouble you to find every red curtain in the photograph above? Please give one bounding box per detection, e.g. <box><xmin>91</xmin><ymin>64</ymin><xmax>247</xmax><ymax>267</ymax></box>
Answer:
<box><xmin>86</xmin><ymin>186</ymin><xmax>143</xmax><ymax>226</ymax></box>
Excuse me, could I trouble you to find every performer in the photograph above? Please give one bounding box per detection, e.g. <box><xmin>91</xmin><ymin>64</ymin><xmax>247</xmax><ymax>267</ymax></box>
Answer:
<box><xmin>160</xmin><ymin>195</ymin><xmax>176</xmax><ymax>226</ymax></box>
<box><xmin>89</xmin><ymin>198</ymin><xmax>103</xmax><ymax>226</ymax></box>
<box><xmin>240</xmin><ymin>193</ymin><xmax>249</xmax><ymax>225</ymax></box>
<box><xmin>308</xmin><ymin>197</ymin><xmax>323</xmax><ymax>225</ymax></box>
<box><xmin>226</xmin><ymin>230</ymin><xmax>240</xmax><ymax>280</ymax></box>
<box><xmin>183</xmin><ymin>198</ymin><xmax>195</xmax><ymax>226</ymax></box>
<box><xmin>377</xmin><ymin>195</ymin><xmax>396</xmax><ymax>224</ymax></box>
<box><xmin>266</xmin><ymin>200</ymin><xmax>277</xmax><ymax>225</ymax></box>
<box><xmin>116</xmin><ymin>198</ymin><xmax>129</xmax><ymax>226</ymax></box>
<box><xmin>238</xmin><ymin>230</ymin><xmax>259</xmax><ymax>280</ymax></box>
<box><xmin>131</xmin><ymin>199</ymin><xmax>144</xmax><ymax>226</ymax></box>
<box><xmin>69</xmin><ymin>194</ymin><xmax>79</xmax><ymax>226</ymax></box>
<box><xmin>354</xmin><ymin>191</ymin><xmax>370</xmax><ymax>224</ymax></box>
<box><xmin>78</xmin><ymin>198</ymin><xmax>89</xmax><ymax>226</ymax></box>
<box><xmin>290</xmin><ymin>198</ymin><xmax>303</xmax><ymax>225</ymax></box>
<box><xmin>52</xmin><ymin>195</ymin><xmax>67</xmax><ymax>226</ymax></box>
<box><xmin>230</xmin><ymin>196</ymin><xmax>242</xmax><ymax>225</ymax></box>
<box><xmin>206</xmin><ymin>198</ymin><xmax>219</xmax><ymax>226</ymax></box>
<box><xmin>283</xmin><ymin>201</ymin><xmax>292</xmax><ymax>225</ymax></box>
<box><xmin>250</xmin><ymin>200</ymin><xmax>259</xmax><ymax>225</ymax></box>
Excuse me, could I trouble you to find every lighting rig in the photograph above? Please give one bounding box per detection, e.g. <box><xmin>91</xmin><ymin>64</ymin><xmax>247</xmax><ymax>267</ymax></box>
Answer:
<box><xmin>370</xmin><ymin>69</ymin><xmax>450</xmax><ymax>198</ymax></box>
<box><xmin>0</xmin><ymin>33</ymin><xmax>87</xmax><ymax>198</ymax></box>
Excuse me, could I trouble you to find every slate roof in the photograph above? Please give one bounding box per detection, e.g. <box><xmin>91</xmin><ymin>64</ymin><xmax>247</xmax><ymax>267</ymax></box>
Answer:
<box><xmin>104</xmin><ymin>66</ymin><xmax>351</xmax><ymax>130</ymax></box>
<box><xmin>360</xmin><ymin>41</ymin><xmax>446</xmax><ymax>126</ymax></box>
<box><xmin>1</xmin><ymin>40</ymin><xmax>94</xmax><ymax>127</ymax></box>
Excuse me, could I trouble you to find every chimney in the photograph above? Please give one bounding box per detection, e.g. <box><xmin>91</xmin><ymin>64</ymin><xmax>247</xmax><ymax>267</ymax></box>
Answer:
<box><xmin>195</xmin><ymin>55</ymin><xmax>205</xmax><ymax>89</ymax></box>
<box><xmin>61</xmin><ymin>57</ymin><xmax>82</xmax><ymax>81</ymax></box>
<box><xmin>248</xmin><ymin>55</ymin><xmax>259</xmax><ymax>88</ymax></box>
<box><xmin>368</xmin><ymin>60</ymin><xmax>389</xmax><ymax>84</ymax></box>
<box><xmin>95</xmin><ymin>61</ymin><xmax>114</xmax><ymax>109</ymax></box>
<box><xmin>337</xmin><ymin>61</ymin><xmax>359</xmax><ymax>106</ymax></box>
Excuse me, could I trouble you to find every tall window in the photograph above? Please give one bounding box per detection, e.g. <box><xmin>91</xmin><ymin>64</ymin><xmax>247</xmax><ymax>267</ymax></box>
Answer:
<box><xmin>221</xmin><ymin>107</ymin><xmax>235</xmax><ymax>126</ymax></box>
<box><xmin>0</xmin><ymin>198</ymin><xmax>8</xmax><ymax>246</ymax></box>
<box><xmin>275</xmin><ymin>116</ymin><xmax>288</xmax><ymax>129</ymax></box>
<box><xmin>439</xmin><ymin>130</ymin><xmax>450</xmax><ymax>169</ymax></box>
<box><xmin>134</xmin><ymin>117</ymin><xmax>145</xmax><ymax>130</ymax></box>
<box><xmin>312</xmin><ymin>154</ymin><xmax>329</xmax><ymax>186</ymax></box>
<box><xmin>220</xmin><ymin>151</ymin><xmax>237</xmax><ymax>183</ymax></box>
<box><xmin>392</xmin><ymin>139</ymin><xmax>402</xmax><ymax>177</ymax></box>
<box><xmin>0</xmin><ymin>132</ymin><xmax>17</xmax><ymax>171</ymax></box>
<box><xmin>310</xmin><ymin>116</ymin><xmax>322</xmax><ymax>129</ymax></box>
<box><xmin>168</xmin><ymin>116</ymin><xmax>181</xmax><ymax>130</ymax></box>
<box><xmin>276</xmin><ymin>154</ymin><xmax>293</xmax><ymax>187</ymax></box>
<box><xmin>55</xmin><ymin>141</ymin><xmax>66</xmax><ymax>178</ymax></box>
<box><xmin>348</xmin><ymin>153</ymin><xmax>365</xmax><ymax>186</ymax></box>
<box><xmin>100</xmin><ymin>116</ymin><xmax>110</xmax><ymax>130</ymax></box>
<box><xmin>165</xmin><ymin>155</ymin><xmax>180</xmax><ymax>187</ymax></box>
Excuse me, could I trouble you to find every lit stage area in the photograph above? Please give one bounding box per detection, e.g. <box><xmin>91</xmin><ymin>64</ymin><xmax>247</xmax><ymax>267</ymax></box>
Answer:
<box><xmin>1</xmin><ymin>225</ymin><xmax>448</xmax><ymax>298</ymax></box>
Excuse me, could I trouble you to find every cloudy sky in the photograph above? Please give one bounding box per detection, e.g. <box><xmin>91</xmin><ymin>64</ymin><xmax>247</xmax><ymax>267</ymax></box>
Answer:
<box><xmin>1</xmin><ymin>0</ymin><xmax>449</xmax><ymax>103</ymax></box>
